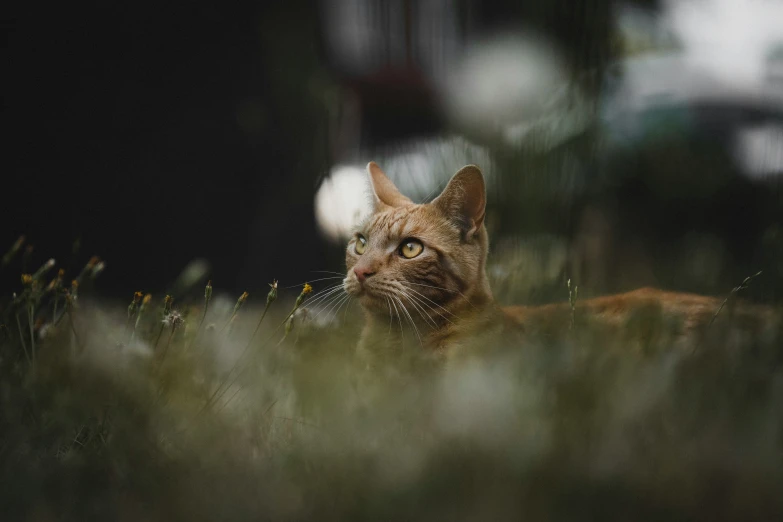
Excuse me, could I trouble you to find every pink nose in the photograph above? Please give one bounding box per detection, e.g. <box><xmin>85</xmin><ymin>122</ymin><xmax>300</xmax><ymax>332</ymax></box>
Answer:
<box><xmin>354</xmin><ymin>267</ymin><xmax>375</xmax><ymax>283</ymax></box>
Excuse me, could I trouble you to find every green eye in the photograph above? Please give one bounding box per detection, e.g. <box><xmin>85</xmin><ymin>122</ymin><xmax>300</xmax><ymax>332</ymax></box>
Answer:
<box><xmin>355</xmin><ymin>235</ymin><xmax>367</xmax><ymax>255</ymax></box>
<box><xmin>399</xmin><ymin>239</ymin><xmax>423</xmax><ymax>259</ymax></box>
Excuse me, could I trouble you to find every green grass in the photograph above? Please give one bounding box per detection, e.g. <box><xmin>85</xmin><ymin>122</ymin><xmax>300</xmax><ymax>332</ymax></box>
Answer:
<box><xmin>1</xmin><ymin>248</ymin><xmax>783</xmax><ymax>521</ymax></box>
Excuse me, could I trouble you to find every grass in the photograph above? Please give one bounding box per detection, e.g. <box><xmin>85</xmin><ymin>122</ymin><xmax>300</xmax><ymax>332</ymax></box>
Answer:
<box><xmin>1</xmin><ymin>242</ymin><xmax>783</xmax><ymax>521</ymax></box>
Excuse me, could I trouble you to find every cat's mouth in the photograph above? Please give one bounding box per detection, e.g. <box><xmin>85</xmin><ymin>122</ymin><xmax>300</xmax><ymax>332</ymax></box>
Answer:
<box><xmin>343</xmin><ymin>277</ymin><xmax>391</xmax><ymax>310</ymax></box>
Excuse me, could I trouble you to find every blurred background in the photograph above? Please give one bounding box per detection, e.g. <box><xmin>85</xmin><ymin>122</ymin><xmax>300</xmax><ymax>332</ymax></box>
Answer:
<box><xmin>3</xmin><ymin>0</ymin><xmax>783</xmax><ymax>304</ymax></box>
<box><xmin>5</xmin><ymin>4</ymin><xmax>783</xmax><ymax>520</ymax></box>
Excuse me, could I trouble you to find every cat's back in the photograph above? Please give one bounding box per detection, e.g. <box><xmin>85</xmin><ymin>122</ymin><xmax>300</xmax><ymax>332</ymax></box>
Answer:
<box><xmin>504</xmin><ymin>287</ymin><xmax>716</xmax><ymax>324</ymax></box>
<box><xmin>502</xmin><ymin>287</ymin><xmax>777</xmax><ymax>345</ymax></box>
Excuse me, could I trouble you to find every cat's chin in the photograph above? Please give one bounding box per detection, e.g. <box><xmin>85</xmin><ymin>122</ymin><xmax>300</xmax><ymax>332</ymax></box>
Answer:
<box><xmin>344</xmin><ymin>282</ymin><xmax>392</xmax><ymax>313</ymax></box>
<box><xmin>356</xmin><ymin>293</ymin><xmax>392</xmax><ymax>313</ymax></box>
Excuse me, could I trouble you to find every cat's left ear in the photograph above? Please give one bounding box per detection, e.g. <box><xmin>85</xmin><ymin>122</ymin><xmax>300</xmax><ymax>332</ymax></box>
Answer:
<box><xmin>367</xmin><ymin>162</ymin><xmax>413</xmax><ymax>208</ymax></box>
<box><xmin>433</xmin><ymin>165</ymin><xmax>486</xmax><ymax>241</ymax></box>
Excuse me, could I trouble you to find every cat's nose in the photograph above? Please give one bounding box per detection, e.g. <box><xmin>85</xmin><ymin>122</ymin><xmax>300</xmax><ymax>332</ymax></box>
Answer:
<box><xmin>354</xmin><ymin>267</ymin><xmax>375</xmax><ymax>283</ymax></box>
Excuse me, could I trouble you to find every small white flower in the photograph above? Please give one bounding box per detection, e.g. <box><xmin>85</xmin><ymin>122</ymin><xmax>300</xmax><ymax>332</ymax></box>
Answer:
<box><xmin>162</xmin><ymin>310</ymin><xmax>185</xmax><ymax>328</ymax></box>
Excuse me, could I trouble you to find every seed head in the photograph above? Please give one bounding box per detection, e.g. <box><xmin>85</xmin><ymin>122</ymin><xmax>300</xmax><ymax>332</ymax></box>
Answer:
<box><xmin>128</xmin><ymin>291</ymin><xmax>143</xmax><ymax>318</ymax></box>
<box><xmin>32</xmin><ymin>258</ymin><xmax>56</xmax><ymax>281</ymax></box>
<box><xmin>232</xmin><ymin>291</ymin><xmax>249</xmax><ymax>315</ymax></box>
<box><xmin>136</xmin><ymin>293</ymin><xmax>152</xmax><ymax>318</ymax></box>
<box><xmin>1</xmin><ymin>236</ymin><xmax>25</xmax><ymax>266</ymax></box>
<box><xmin>21</xmin><ymin>274</ymin><xmax>33</xmax><ymax>286</ymax></box>
<box><xmin>48</xmin><ymin>270</ymin><xmax>64</xmax><ymax>292</ymax></box>
<box><xmin>163</xmin><ymin>295</ymin><xmax>173</xmax><ymax>315</ymax></box>
<box><xmin>162</xmin><ymin>310</ymin><xmax>185</xmax><ymax>329</ymax></box>
<box><xmin>267</xmin><ymin>279</ymin><xmax>278</xmax><ymax>306</ymax></box>
<box><xmin>205</xmin><ymin>280</ymin><xmax>213</xmax><ymax>302</ymax></box>
<box><xmin>91</xmin><ymin>261</ymin><xmax>106</xmax><ymax>278</ymax></box>
<box><xmin>12</xmin><ymin>236</ymin><xmax>25</xmax><ymax>251</ymax></box>
<box><xmin>294</xmin><ymin>283</ymin><xmax>312</xmax><ymax>308</ymax></box>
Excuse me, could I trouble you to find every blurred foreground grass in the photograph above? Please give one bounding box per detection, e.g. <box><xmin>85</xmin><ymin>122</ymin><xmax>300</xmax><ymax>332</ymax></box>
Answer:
<box><xmin>1</xmin><ymin>239</ymin><xmax>783</xmax><ymax>522</ymax></box>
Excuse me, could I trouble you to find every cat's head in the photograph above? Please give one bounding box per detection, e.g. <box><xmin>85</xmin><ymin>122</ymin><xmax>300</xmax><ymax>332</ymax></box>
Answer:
<box><xmin>344</xmin><ymin>162</ymin><xmax>491</xmax><ymax>316</ymax></box>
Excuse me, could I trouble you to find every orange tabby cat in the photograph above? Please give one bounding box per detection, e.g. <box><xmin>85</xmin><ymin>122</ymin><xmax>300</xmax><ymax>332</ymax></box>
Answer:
<box><xmin>343</xmin><ymin>162</ymin><xmax>776</xmax><ymax>356</ymax></box>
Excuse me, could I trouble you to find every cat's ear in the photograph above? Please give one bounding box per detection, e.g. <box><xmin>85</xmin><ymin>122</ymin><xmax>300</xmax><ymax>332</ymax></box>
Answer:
<box><xmin>433</xmin><ymin>165</ymin><xmax>486</xmax><ymax>240</ymax></box>
<box><xmin>367</xmin><ymin>162</ymin><xmax>412</xmax><ymax>208</ymax></box>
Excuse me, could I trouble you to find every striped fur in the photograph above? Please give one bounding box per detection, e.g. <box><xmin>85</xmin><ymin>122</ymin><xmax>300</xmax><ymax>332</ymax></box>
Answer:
<box><xmin>343</xmin><ymin>162</ymin><xmax>780</xmax><ymax>356</ymax></box>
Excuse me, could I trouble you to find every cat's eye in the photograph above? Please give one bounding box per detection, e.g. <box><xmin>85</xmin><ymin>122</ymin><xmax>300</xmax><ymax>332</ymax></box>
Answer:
<box><xmin>354</xmin><ymin>235</ymin><xmax>367</xmax><ymax>255</ymax></box>
<box><xmin>399</xmin><ymin>239</ymin><xmax>423</xmax><ymax>259</ymax></box>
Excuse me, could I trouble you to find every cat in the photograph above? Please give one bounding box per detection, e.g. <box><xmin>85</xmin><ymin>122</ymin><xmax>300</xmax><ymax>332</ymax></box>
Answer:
<box><xmin>343</xmin><ymin>162</ymin><xmax>779</xmax><ymax>358</ymax></box>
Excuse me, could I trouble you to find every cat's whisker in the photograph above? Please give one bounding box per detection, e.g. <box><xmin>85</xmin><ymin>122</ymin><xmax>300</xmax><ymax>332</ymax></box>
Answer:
<box><xmin>396</xmin><ymin>288</ymin><xmax>438</xmax><ymax>329</ymax></box>
<box><xmin>388</xmin><ymin>296</ymin><xmax>405</xmax><ymax>340</ymax></box>
<box><xmin>421</xmin><ymin>178</ymin><xmax>446</xmax><ymax>204</ymax></box>
<box><xmin>306</xmin><ymin>296</ymin><xmax>346</xmax><ymax>321</ymax></box>
<box><xmin>310</xmin><ymin>290</ymin><xmax>348</xmax><ymax>322</ymax></box>
<box><xmin>333</xmin><ymin>294</ymin><xmax>352</xmax><ymax>325</ymax></box>
<box><xmin>306</xmin><ymin>284</ymin><xmax>346</xmax><ymax>308</ymax></box>
<box><xmin>341</xmin><ymin>297</ymin><xmax>352</xmax><ymax>324</ymax></box>
<box><xmin>400</xmin><ymin>288</ymin><xmax>454</xmax><ymax>327</ymax></box>
<box><xmin>392</xmin><ymin>282</ymin><xmax>444</xmax><ymax>327</ymax></box>
<box><xmin>284</xmin><ymin>276</ymin><xmax>343</xmax><ymax>289</ymax></box>
<box><xmin>393</xmin><ymin>295</ymin><xmax>423</xmax><ymax>346</ymax></box>
<box><xmin>303</xmin><ymin>286</ymin><xmax>342</xmax><ymax>307</ymax></box>
<box><xmin>308</xmin><ymin>292</ymin><xmax>347</xmax><ymax>322</ymax></box>
<box><xmin>310</xmin><ymin>270</ymin><xmax>347</xmax><ymax>276</ymax></box>
<box><xmin>384</xmin><ymin>296</ymin><xmax>393</xmax><ymax>335</ymax></box>
<box><xmin>400</xmin><ymin>283</ymin><xmax>457</xmax><ymax>322</ymax></box>
<box><xmin>326</xmin><ymin>294</ymin><xmax>351</xmax><ymax>324</ymax></box>
<box><xmin>405</xmin><ymin>281</ymin><xmax>478</xmax><ymax>310</ymax></box>
<box><xmin>306</xmin><ymin>281</ymin><xmax>344</xmax><ymax>299</ymax></box>
<box><xmin>406</xmin><ymin>297</ymin><xmax>437</xmax><ymax>329</ymax></box>
<box><xmin>409</xmin><ymin>296</ymin><xmax>453</xmax><ymax>327</ymax></box>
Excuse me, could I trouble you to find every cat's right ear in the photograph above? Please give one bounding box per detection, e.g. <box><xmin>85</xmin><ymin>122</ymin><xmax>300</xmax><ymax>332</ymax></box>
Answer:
<box><xmin>367</xmin><ymin>162</ymin><xmax>412</xmax><ymax>208</ymax></box>
<box><xmin>433</xmin><ymin>165</ymin><xmax>486</xmax><ymax>241</ymax></box>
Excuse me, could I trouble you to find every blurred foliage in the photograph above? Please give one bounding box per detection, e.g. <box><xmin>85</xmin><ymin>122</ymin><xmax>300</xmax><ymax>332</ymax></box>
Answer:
<box><xmin>1</xmin><ymin>263</ymin><xmax>783</xmax><ymax>521</ymax></box>
<box><xmin>4</xmin><ymin>1</ymin><xmax>783</xmax><ymax>520</ymax></box>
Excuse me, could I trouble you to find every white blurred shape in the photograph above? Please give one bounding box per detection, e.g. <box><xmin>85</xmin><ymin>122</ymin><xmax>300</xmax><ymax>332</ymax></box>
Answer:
<box><xmin>379</xmin><ymin>136</ymin><xmax>494</xmax><ymax>202</ymax></box>
<box><xmin>317</xmin><ymin>138</ymin><xmax>493</xmax><ymax>243</ymax></box>
<box><xmin>444</xmin><ymin>32</ymin><xmax>567</xmax><ymax>132</ymax></box>
<box><xmin>616</xmin><ymin>4</ymin><xmax>680</xmax><ymax>54</ymax></box>
<box><xmin>735</xmin><ymin>124</ymin><xmax>783</xmax><ymax>178</ymax></box>
<box><xmin>665</xmin><ymin>0</ymin><xmax>783</xmax><ymax>92</ymax></box>
<box><xmin>434</xmin><ymin>357</ymin><xmax>549</xmax><ymax>461</ymax></box>
<box><xmin>320</xmin><ymin>0</ymin><xmax>463</xmax><ymax>82</ymax></box>
<box><xmin>315</xmin><ymin>165</ymin><xmax>372</xmax><ymax>241</ymax></box>
<box><xmin>171</xmin><ymin>258</ymin><xmax>210</xmax><ymax>295</ymax></box>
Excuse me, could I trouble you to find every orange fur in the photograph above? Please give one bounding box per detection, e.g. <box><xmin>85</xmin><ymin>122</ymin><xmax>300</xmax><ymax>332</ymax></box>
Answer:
<box><xmin>344</xmin><ymin>163</ymin><xmax>774</xmax><ymax>355</ymax></box>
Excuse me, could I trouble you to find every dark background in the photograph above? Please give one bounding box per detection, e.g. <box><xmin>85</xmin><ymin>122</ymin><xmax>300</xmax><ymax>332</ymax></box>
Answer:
<box><xmin>3</xmin><ymin>2</ymin><xmax>334</xmax><ymax>297</ymax></box>
<box><xmin>9</xmin><ymin>0</ymin><xmax>781</xmax><ymax>303</ymax></box>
